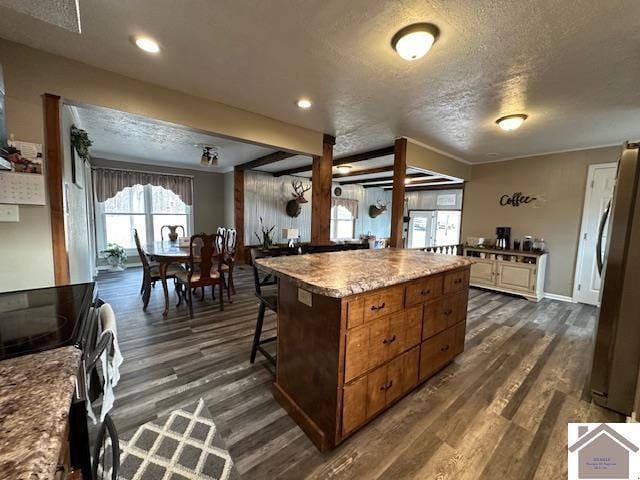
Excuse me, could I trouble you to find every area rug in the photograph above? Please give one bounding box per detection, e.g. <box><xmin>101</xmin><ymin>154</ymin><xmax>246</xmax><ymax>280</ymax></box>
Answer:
<box><xmin>104</xmin><ymin>398</ymin><xmax>240</xmax><ymax>480</ymax></box>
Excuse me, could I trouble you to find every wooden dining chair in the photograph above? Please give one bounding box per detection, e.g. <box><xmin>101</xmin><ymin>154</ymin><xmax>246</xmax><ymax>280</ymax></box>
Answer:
<box><xmin>224</xmin><ymin>228</ymin><xmax>237</xmax><ymax>295</ymax></box>
<box><xmin>175</xmin><ymin>233</ymin><xmax>225</xmax><ymax>317</ymax></box>
<box><xmin>160</xmin><ymin>225</ymin><xmax>185</xmax><ymax>241</ymax></box>
<box><xmin>133</xmin><ymin>229</ymin><xmax>182</xmax><ymax>311</ymax></box>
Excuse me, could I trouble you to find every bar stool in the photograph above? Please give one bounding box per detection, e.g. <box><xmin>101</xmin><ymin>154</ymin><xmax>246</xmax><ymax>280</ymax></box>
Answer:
<box><xmin>249</xmin><ymin>248</ymin><xmax>279</xmax><ymax>366</ymax></box>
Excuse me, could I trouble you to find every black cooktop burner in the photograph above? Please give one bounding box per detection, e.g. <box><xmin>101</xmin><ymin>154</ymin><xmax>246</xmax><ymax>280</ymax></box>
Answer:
<box><xmin>0</xmin><ymin>282</ymin><xmax>95</xmax><ymax>361</ymax></box>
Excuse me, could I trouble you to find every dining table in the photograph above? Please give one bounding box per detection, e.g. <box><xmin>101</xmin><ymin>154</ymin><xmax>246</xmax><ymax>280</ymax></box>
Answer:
<box><xmin>143</xmin><ymin>241</ymin><xmax>193</xmax><ymax>316</ymax></box>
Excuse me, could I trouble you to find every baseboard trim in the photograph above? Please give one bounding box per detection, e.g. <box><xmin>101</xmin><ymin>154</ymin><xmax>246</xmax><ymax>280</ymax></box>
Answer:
<box><xmin>544</xmin><ymin>292</ymin><xmax>576</xmax><ymax>303</ymax></box>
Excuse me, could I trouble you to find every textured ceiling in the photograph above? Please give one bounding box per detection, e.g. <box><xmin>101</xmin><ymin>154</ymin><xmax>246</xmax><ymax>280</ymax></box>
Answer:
<box><xmin>1</xmin><ymin>0</ymin><xmax>639</xmax><ymax>162</ymax></box>
<box><xmin>0</xmin><ymin>0</ymin><xmax>80</xmax><ymax>33</ymax></box>
<box><xmin>70</xmin><ymin>104</ymin><xmax>276</xmax><ymax>172</ymax></box>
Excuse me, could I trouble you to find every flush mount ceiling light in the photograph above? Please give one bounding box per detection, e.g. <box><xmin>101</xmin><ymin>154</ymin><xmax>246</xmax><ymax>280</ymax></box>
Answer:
<box><xmin>134</xmin><ymin>36</ymin><xmax>160</xmax><ymax>53</ymax></box>
<box><xmin>496</xmin><ymin>114</ymin><xmax>528</xmax><ymax>131</ymax></box>
<box><xmin>391</xmin><ymin>23</ymin><xmax>440</xmax><ymax>61</ymax></box>
<box><xmin>404</xmin><ymin>177</ymin><xmax>412</xmax><ymax>185</ymax></box>
<box><xmin>335</xmin><ymin>165</ymin><xmax>352</xmax><ymax>175</ymax></box>
<box><xmin>197</xmin><ymin>145</ymin><xmax>219</xmax><ymax>166</ymax></box>
<box><xmin>296</xmin><ymin>98</ymin><xmax>312</xmax><ymax>109</ymax></box>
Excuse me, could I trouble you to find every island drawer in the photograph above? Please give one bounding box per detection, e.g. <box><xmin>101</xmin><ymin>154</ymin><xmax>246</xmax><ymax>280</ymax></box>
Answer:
<box><xmin>362</xmin><ymin>285</ymin><xmax>404</xmax><ymax>322</ymax></box>
<box><xmin>341</xmin><ymin>347</ymin><xmax>419</xmax><ymax>437</ymax></box>
<box><xmin>344</xmin><ymin>306</ymin><xmax>422</xmax><ymax>383</ymax></box>
<box><xmin>418</xmin><ymin>321</ymin><xmax>465</xmax><ymax>382</ymax></box>
<box><xmin>405</xmin><ymin>275</ymin><xmax>444</xmax><ymax>307</ymax></box>
<box><xmin>444</xmin><ymin>269</ymin><xmax>470</xmax><ymax>294</ymax></box>
<box><xmin>422</xmin><ymin>290</ymin><xmax>469</xmax><ymax>340</ymax></box>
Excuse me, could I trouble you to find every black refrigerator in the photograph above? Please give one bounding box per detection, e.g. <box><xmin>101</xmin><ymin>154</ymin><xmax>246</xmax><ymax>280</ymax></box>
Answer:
<box><xmin>590</xmin><ymin>141</ymin><xmax>640</xmax><ymax>416</ymax></box>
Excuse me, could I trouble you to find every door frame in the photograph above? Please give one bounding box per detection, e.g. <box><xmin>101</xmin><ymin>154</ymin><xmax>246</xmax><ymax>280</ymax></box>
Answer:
<box><xmin>572</xmin><ymin>162</ymin><xmax>618</xmax><ymax>304</ymax></box>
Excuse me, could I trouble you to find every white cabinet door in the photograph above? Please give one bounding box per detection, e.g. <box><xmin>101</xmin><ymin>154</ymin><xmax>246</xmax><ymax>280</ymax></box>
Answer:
<box><xmin>496</xmin><ymin>262</ymin><xmax>535</xmax><ymax>293</ymax></box>
<box><xmin>470</xmin><ymin>259</ymin><xmax>496</xmax><ymax>286</ymax></box>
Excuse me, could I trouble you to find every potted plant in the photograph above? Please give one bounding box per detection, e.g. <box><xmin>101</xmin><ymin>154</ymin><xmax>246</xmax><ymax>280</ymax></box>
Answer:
<box><xmin>101</xmin><ymin>243</ymin><xmax>127</xmax><ymax>271</ymax></box>
<box><xmin>255</xmin><ymin>217</ymin><xmax>275</xmax><ymax>250</ymax></box>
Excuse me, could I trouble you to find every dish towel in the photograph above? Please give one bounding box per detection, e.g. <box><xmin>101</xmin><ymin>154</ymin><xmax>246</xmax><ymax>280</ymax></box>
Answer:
<box><xmin>87</xmin><ymin>303</ymin><xmax>124</xmax><ymax>424</ymax></box>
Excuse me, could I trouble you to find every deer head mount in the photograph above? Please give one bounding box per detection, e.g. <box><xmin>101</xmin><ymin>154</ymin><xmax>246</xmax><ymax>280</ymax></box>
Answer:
<box><xmin>369</xmin><ymin>199</ymin><xmax>389</xmax><ymax>218</ymax></box>
<box><xmin>286</xmin><ymin>180</ymin><xmax>311</xmax><ymax>217</ymax></box>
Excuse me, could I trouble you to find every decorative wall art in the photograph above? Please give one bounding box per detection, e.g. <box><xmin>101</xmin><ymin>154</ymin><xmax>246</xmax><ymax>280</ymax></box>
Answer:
<box><xmin>70</xmin><ymin>125</ymin><xmax>92</xmax><ymax>188</ymax></box>
<box><xmin>368</xmin><ymin>199</ymin><xmax>389</xmax><ymax>218</ymax></box>
<box><xmin>286</xmin><ymin>180</ymin><xmax>311</xmax><ymax>217</ymax></box>
<box><xmin>499</xmin><ymin>192</ymin><xmax>546</xmax><ymax>208</ymax></box>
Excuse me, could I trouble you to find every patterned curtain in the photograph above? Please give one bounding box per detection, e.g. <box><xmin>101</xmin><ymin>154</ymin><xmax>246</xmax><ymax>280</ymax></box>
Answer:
<box><xmin>93</xmin><ymin>167</ymin><xmax>194</xmax><ymax>205</ymax></box>
<box><xmin>331</xmin><ymin>197</ymin><xmax>359</xmax><ymax>218</ymax></box>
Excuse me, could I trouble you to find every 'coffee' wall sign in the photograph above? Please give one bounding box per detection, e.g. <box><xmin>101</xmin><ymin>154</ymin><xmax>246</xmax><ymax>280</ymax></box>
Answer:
<box><xmin>499</xmin><ymin>192</ymin><xmax>538</xmax><ymax>207</ymax></box>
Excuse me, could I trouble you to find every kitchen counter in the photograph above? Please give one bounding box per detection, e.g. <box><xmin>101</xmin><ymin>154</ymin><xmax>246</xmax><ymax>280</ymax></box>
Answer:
<box><xmin>0</xmin><ymin>346</ymin><xmax>82</xmax><ymax>479</ymax></box>
<box><xmin>255</xmin><ymin>248</ymin><xmax>472</xmax><ymax>297</ymax></box>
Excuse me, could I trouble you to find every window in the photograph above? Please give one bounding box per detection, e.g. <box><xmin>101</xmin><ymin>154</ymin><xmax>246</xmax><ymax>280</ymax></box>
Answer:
<box><xmin>330</xmin><ymin>205</ymin><xmax>356</xmax><ymax>240</ymax></box>
<box><xmin>407</xmin><ymin>210</ymin><xmax>461</xmax><ymax>249</ymax></box>
<box><xmin>97</xmin><ymin>184</ymin><xmax>192</xmax><ymax>252</ymax></box>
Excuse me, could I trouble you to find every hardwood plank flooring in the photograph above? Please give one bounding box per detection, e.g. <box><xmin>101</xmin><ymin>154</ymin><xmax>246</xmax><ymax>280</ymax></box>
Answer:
<box><xmin>96</xmin><ymin>266</ymin><xmax>623</xmax><ymax>479</ymax></box>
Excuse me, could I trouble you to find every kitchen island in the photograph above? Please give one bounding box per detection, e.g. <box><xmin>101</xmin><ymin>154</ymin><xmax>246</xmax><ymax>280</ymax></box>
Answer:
<box><xmin>255</xmin><ymin>249</ymin><xmax>472</xmax><ymax>451</ymax></box>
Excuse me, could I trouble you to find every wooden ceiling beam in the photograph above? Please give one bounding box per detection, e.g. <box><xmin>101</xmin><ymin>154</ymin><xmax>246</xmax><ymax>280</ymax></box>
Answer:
<box><xmin>273</xmin><ymin>145</ymin><xmax>394</xmax><ymax>177</ymax></box>
<box><xmin>236</xmin><ymin>150</ymin><xmax>296</xmax><ymax>171</ymax></box>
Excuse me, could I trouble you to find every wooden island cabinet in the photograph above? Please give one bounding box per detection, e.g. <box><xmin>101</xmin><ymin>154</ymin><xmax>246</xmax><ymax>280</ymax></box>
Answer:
<box><xmin>255</xmin><ymin>249</ymin><xmax>472</xmax><ymax>451</ymax></box>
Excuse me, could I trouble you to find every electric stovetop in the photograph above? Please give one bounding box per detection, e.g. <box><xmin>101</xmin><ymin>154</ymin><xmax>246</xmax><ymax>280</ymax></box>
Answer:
<box><xmin>0</xmin><ymin>282</ymin><xmax>96</xmax><ymax>361</ymax></box>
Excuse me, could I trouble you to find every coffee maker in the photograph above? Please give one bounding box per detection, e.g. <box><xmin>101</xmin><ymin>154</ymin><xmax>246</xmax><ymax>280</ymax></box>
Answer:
<box><xmin>496</xmin><ymin>226</ymin><xmax>511</xmax><ymax>250</ymax></box>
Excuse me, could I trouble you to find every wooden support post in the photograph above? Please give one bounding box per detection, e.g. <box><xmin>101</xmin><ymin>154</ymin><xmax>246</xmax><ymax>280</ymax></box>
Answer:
<box><xmin>311</xmin><ymin>134</ymin><xmax>335</xmax><ymax>245</ymax></box>
<box><xmin>233</xmin><ymin>167</ymin><xmax>245</xmax><ymax>263</ymax></box>
<box><xmin>390</xmin><ymin>138</ymin><xmax>407</xmax><ymax>248</ymax></box>
<box><xmin>43</xmin><ymin>93</ymin><xmax>70</xmax><ymax>285</ymax></box>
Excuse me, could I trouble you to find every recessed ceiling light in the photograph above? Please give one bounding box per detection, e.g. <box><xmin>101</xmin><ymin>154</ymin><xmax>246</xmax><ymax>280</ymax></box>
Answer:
<box><xmin>335</xmin><ymin>165</ymin><xmax>352</xmax><ymax>174</ymax></box>
<box><xmin>496</xmin><ymin>114</ymin><xmax>528</xmax><ymax>131</ymax></box>
<box><xmin>391</xmin><ymin>23</ymin><xmax>440</xmax><ymax>61</ymax></box>
<box><xmin>134</xmin><ymin>36</ymin><xmax>160</xmax><ymax>53</ymax></box>
<box><xmin>296</xmin><ymin>99</ymin><xmax>312</xmax><ymax>109</ymax></box>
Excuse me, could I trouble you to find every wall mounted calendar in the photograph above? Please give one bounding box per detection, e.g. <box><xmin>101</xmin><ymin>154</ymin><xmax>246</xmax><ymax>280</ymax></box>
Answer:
<box><xmin>0</xmin><ymin>172</ymin><xmax>46</xmax><ymax>205</ymax></box>
<box><xmin>0</xmin><ymin>139</ymin><xmax>45</xmax><ymax>205</ymax></box>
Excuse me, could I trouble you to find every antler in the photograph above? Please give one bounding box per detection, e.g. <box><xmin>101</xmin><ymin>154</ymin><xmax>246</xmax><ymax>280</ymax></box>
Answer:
<box><xmin>291</xmin><ymin>180</ymin><xmax>311</xmax><ymax>199</ymax></box>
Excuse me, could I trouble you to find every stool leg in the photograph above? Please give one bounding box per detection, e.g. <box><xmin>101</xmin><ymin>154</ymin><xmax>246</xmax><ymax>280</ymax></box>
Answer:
<box><xmin>250</xmin><ymin>302</ymin><xmax>266</xmax><ymax>363</ymax></box>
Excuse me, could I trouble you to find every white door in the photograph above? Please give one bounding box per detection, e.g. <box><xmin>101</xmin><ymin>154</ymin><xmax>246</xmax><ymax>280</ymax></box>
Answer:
<box><xmin>574</xmin><ymin>163</ymin><xmax>617</xmax><ymax>305</ymax></box>
<box><xmin>407</xmin><ymin>211</ymin><xmax>435</xmax><ymax>248</ymax></box>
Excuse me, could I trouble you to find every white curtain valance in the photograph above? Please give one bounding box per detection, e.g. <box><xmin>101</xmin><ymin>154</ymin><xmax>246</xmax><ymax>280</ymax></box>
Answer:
<box><xmin>331</xmin><ymin>197</ymin><xmax>359</xmax><ymax>218</ymax></box>
<box><xmin>92</xmin><ymin>167</ymin><xmax>194</xmax><ymax>205</ymax></box>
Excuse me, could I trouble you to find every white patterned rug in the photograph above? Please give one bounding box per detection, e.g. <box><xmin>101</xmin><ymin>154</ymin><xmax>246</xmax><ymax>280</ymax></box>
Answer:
<box><xmin>102</xmin><ymin>399</ymin><xmax>239</xmax><ymax>480</ymax></box>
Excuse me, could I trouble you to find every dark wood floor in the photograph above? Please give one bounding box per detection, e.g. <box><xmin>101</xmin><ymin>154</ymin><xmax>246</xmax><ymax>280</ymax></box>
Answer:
<box><xmin>97</xmin><ymin>266</ymin><xmax>622</xmax><ymax>479</ymax></box>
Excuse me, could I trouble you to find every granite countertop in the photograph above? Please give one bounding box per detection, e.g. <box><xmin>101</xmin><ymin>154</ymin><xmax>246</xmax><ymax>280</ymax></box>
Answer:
<box><xmin>255</xmin><ymin>248</ymin><xmax>472</xmax><ymax>298</ymax></box>
<box><xmin>0</xmin><ymin>346</ymin><xmax>82</xmax><ymax>480</ymax></box>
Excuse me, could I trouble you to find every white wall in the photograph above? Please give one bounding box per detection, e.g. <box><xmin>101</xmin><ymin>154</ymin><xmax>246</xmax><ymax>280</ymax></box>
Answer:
<box><xmin>244</xmin><ymin>170</ymin><xmax>395</xmax><ymax>244</ymax></box>
<box><xmin>61</xmin><ymin>105</ymin><xmax>93</xmax><ymax>283</ymax></box>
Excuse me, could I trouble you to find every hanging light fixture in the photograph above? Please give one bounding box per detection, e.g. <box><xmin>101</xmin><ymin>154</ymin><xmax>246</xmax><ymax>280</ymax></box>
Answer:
<box><xmin>391</xmin><ymin>23</ymin><xmax>440</xmax><ymax>61</ymax></box>
<box><xmin>197</xmin><ymin>145</ymin><xmax>219</xmax><ymax>166</ymax></box>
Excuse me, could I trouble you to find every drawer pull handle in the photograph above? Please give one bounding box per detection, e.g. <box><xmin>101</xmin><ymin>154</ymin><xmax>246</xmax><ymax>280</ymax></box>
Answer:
<box><xmin>380</xmin><ymin>380</ymin><xmax>394</xmax><ymax>391</ymax></box>
<box><xmin>371</xmin><ymin>302</ymin><xmax>386</xmax><ymax>311</ymax></box>
<box><xmin>421</xmin><ymin>289</ymin><xmax>431</xmax><ymax>296</ymax></box>
<box><xmin>441</xmin><ymin>344</ymin><xmax>450</xmax><ymax>352</ymax></box>
<box><xmin>454</xmin><ymin>278</ymin><xmax>462</xmax><ymax>284</ymax></box>
<box><xmin>383</xmin><ymin>335</ymin><xmax>397</xmax><ymax>345</ymax></box>
<box><xmin>444</xmin><ymin>309</ymin><xmax>453</xmax><ymax>316</ymax></box>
